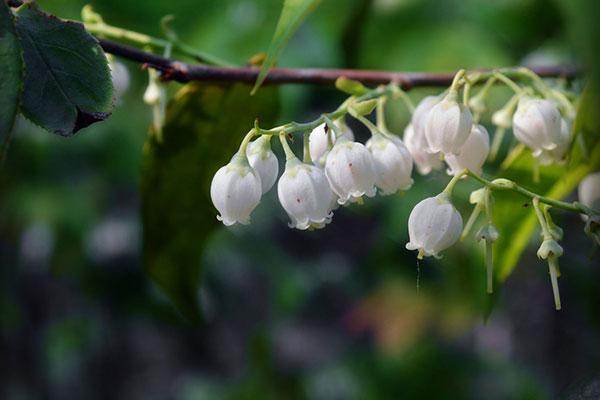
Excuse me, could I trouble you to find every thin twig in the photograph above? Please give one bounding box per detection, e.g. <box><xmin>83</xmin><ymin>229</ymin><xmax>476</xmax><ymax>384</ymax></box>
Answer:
<box><xmin>99</xmin><ymin>39</ymin><xmax>580</xmax><ymax>88</ymax></box>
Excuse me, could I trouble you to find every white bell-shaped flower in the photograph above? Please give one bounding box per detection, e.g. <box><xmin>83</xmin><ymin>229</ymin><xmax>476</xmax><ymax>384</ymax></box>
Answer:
<box><xmin>424</xmin><ymin>93</ymin><xmax>473</xmax><ymax>155</ymax></box>
<box><xmin>405</xmin><ymin>192</ymin><xmax>463</xmax><ymax>258</ymax></box>
<box><xmin>412</xmin><ymin>96</ymin><xmax>439</xmax><ymax>135</ymax></box>
<box><xmin>578</xmin><ymin>171</ymin><xmax>600</xmax><ymax>211</ymax></box>
<box><xmin>445</xmin><ymin>124</ymin><xmax>490</xmax><ymax>176</ymax></box>
<box><xmin>534</xmin><ymin>118</ymin><xmax>571</xmax><ymax>165</ymax></box>
<box><xmin>246</xmin><ymin>136</ymin><xmax>279</xmax><ymax>193</ymax></box>
<box><xmin>309</xmin><ymin>120</ymin><xmax>354</xmax><ymax>164</ymax></box>
<box><xmin>512</xmin><ymin>96</ymin><xmax>562</xmax><ymax>154</ymax></box>
<box><xmin>366</xmin><ymin>133</ymin><xmax>413</xmax><ymax>195</ymax></box>
<box><xmin>210</xmin><ymin>154</ymin><xmax>262</xmax><ymax>226</ymax></box>
<box><xmin>325</xmin><ymin>136</ymin><xmax>377</xmax><ymax>205</ymax></box>
<box><xmin>403</xmin><ymin>123</ymin><xmax>443</xmax><ymax>175</ymax></box>
<box><xmin>277</xmin><ymin>158</ymin><xmax>334</xmax><ymax>230</ymax></box>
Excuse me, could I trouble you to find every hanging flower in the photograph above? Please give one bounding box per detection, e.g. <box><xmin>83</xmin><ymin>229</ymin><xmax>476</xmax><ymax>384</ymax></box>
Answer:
<box><xmin>277</xmin><ymin>158</ymin><xmax>335</xmax><ymax>230</ymax></box>
<box><xmin>578</xmin><ymin>171</ymin><xmax>600</xmax><ymax>211</ymax></box>
<box><xmin>424</xmin><ymin>93</ymin><xmax>473</xmax><ymax>155</ymax></box>
<box><xmin>366</xmin><ymin>133</ymin><xmax>413</xmax><ymax>195</ymax></box>
<box><xmin>210</xmin><ymin>154</ymin><xmax>262</xmax><ymax>226</ymax></box>
<box><xmin>309</xmin><ymin>120</ymin><xmax>355</xmax><ymax>164</ymax></box>
<box><xmin>246</xmin><ymin>136</ymin><xmax>279</xmax><ymax>193</ymax></box>
<box><xmin>534</xmin><ymin>118</ymin><xmax>571</xmax><ymax>165</ymax></box>
<box><xmin>403</xmin><ymin>123</ymin><xmax>443</xmax><ymax>175</ymax></box>
<box><xmin>512</xmin><ymin>96</ymin><xmax>562</xmax><ymax>156</ymax></box>
<box><xmin>324</xmin><ymin>136</ymin><xmax>377</xmax><ymax>205</ymax></box>
<box><xmin>445</xmin><ymin>124</ymin><xmax>490</xmax><ymax>176</ymax></box>
<box><xmin>406</xmin><ymin>192</ymin><xmax>463</xmax><ymax>258</ymax></box>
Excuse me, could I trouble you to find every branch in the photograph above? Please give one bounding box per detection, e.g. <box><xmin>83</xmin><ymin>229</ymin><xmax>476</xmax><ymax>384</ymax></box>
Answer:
<box><xmin>5</xmin><ymin>0</ymin><xmax>581</xmax><ymax>88</ymax></box>
<box><xmin>99</xmin><ymin>39</ymin><xmax>580</xmax><ymax>88</ymax></box>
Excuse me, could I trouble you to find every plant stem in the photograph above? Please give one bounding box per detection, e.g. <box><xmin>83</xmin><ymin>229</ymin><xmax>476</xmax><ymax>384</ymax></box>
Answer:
<box><xmin>462</xmin><ymin>170</ymin><xmax>598</xmax><ymax>217</ymax></box>
<box><xmin>279</xmin><ymin>134</ymin><xmax>296</xmax><ymax>161</ymax></box>
<box><xmin>85</xmin><ymin>22</ymin><xmax>234</xmax><ymax>67</ymax></box>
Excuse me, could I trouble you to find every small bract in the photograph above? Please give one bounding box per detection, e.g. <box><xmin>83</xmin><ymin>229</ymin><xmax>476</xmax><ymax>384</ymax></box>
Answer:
<box><xmin>512</xmin><ymin>97</ymin><xmax>562</xmax><ymax>154</ymax></box>
<box><xmin>325</xmin><ymin>136</ymin><xmax>377</xmax><ymax>205</ymax></box>
<box><xmin>424</xmin><ymin>94</ymin><xmax>473</xmax><ymax>155</ymax></box>
<box><xmin>309</xmin><ymin>120</ymin><xmax>355</xmax><ymax>164</ymax></box>
<box><xmin>210</xmin><ymin>154</ymin><xmax>262</xmax><ymax>226</ymax></box>
<box><xmin>406</xmin><ymin>192</ymin><xmax>463</xmax><ymax>258</ymax></box>
<box><xmin>247</xmin><ymin>136</ymin><xmax>279</xmax><ymax>194</ymax></box>
<box><xmin>366</xmin><ymin>133</ymin><xmax>413</xmax><ymax>195</ymax></box>
<box><xmin>277</xmin><ymin>158</ymin><xmax>334</xmax><ymax>230</ymax></box>
<box><xmin>445</xmin><ymin>124</ymin><xmax>490</xmax><ymax>176</ymax></box>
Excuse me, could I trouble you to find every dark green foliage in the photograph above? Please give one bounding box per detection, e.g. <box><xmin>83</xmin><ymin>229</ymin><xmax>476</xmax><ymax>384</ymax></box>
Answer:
<box><xmin>14</xmin><ymin>3</ymin><xmax>113</xmax><ymax>136</ymax></box>
<box><xmin>0</xmin><ymin>1</ymin><xmax>22</xmax><ymax>141</ymax></box>
<box><xmin>141</xmin><ymin>82</ymin><xmax>279</xmax><ymax>322</ymax></box>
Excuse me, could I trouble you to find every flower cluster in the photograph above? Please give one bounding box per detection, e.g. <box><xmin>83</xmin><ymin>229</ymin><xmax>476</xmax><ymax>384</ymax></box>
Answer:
<box><xmin>208</xmin><ymin>68</ymin><xmax>597</xmax><ymax>309</ymax></box>
<box><xmin>210</xmin><ymin>117</ymin><xmax>414</xmax><ymax>230</ymax></box>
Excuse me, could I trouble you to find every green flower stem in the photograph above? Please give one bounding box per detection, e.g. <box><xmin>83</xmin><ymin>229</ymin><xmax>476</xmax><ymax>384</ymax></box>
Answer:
<box><xmin>474</xmin><ymin>76</ymin><xmax>497</xmax><ymax>102</ymax></box>
<box><xmin>463</xmin><ymin>82</ymin><xmax>472</xmax><ymax>106</ymax></box>
<box><xmin>462</xmin><ymin>169</ymin><xmax>598</xmax><ymax>217</ymax></box>
<box><xmin>303</xmin><ymin>131</ymin><xmax>312</xmax><ymax>164</ymax></box>
<box><xmin>279</xmin><ymin>133</ymin><xmax>296</xmax><ymax>161</ymax></box>
<box><xmin>376</xmin><ymin>97</ymin><xmax>388</xmax><ymax>133</ymax></box>
<box><xmin>84</xmin><ymin>21</ymin><xmax>234</xmax><ymax>67</ymax></box>
<box><xmin>533</xmin><ymin>197</ymin><xmax>553</xmax><ymax>240</ymax></box>
<box><xmin>449</xmin><ymin>69</ymin><xmax>466</xmax><ymax>93</ymax></box>
<box><xmin>355</xmin><ymin>115</ymin><xmax>378</xmax><ymax>135</ymax></box>
<box><xmin>238</xmin><ymin>129</ymin><xmax>256</xmax><ymax>156</ymax></box>
<box><xmin>493</xmin><ymin>72</ymin><xmax>524</xmax><ymax>95</ymax></box>
<box><xmin>488</xmin><ymin>127</ymin><xmax>506</xmax><ymax>162</ymax></box>
<box><xmin>443</xmin><ymin>170</ymin><xmax>467</xmax><ymax>196</ymax></box>
<box><xmin>323</xmin><ymin>115</ymin><xmax>342</xmax><ymax>138</ymax></box>
<box><xmin>461</xmin><ymin>204</ymin><xmax>482</xmax><ymax>240</ymax></box>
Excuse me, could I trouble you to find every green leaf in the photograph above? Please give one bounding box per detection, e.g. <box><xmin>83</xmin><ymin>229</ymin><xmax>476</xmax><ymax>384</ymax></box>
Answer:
<box><xmin>14</xmin><ymin>3</ymin><xmax>112</xmax><ymax>136</ymax></box>
<box><xmin>141</xmin><ymin>82</ymin><xmax>279</xmax><ymax>322</ymax></box>
<box><xmin>0</xmin><ymin>1</ymin><xmax>23</xmax><ymax>140</ymax></box>
<box><xmin>494</xmin><ymin>84</ymin><xmax>600</xmax><ymax>281</ymax></box>
<box><xmin>251</xmin><ymin>0</ymin><xmax>321</xmax><ymax>95</ymax></box>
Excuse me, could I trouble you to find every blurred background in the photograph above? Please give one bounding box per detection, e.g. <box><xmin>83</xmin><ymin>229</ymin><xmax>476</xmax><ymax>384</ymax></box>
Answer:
<box><xmin>1</xmin><ymin>0</ymin><xmax>599</xmax><ymax>399</ymax></box>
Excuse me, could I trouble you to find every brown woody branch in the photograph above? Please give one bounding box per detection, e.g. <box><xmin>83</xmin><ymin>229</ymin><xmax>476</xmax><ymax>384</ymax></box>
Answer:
<box><xmin>99</xmin><ymin>39</ymin><xmax>580</xmax><ymax>89</ymax></box>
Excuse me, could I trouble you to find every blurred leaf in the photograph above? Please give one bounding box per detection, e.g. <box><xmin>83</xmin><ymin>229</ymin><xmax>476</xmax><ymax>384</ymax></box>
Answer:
<box><xmin>251</xmin><ymin>0</ymin><xmax>321</xmax><ymax>94</ymax></box>
<box><xmin>141</xmin><ymin>82</ymin><xmax>279</xmax><ymax>322</ymax></box>
<box><xmin>0</xmin><ymin>1</ymin><xmax>22</xmax><ymax>141</ymax></box>
<box><xmin>495</xmin><ymin>84</ymin><xmax>600</xmax><ymax>280</ymax></box>
<box><xmin>15</xmin><ymin>3</ymin><xmax>112</xmax><ymax>136</ymax></box>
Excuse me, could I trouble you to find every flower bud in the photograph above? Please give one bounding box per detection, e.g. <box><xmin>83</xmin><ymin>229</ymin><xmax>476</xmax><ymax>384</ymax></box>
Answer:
<box><xmin>536</xmin><ymin>239</ymin><xmax>563</xmax><ymax>259</ymax></box>
<box><xmin>366</xmin><ymin>134</ymin><xmax>413</xmax><ymax>195</ymax></box>
<box><xmin>491</xmin><ymin>178</ymin><xmax>514</xmax><ymax>188</ymax></box>
<box><xmin>578</xmin><ymin>171</ymin><xmax>600</xmax><ymax>211</ymax></box>
<box><xmin>403</xmin><ymin>123</ymin><xmax>442</xmax><ymax>175</ymax></box>
<box><xmin>277</xmin><ymin>158</ymin><xmax>334</xmax><ymax>230</ymax></box>
<box><xmin>309</xmin><ymin>121</ymin><xmax>354</xmax><ymax>164</ymax></box>
<box><xmin>424</xmin><ymin>93</ymin><xmax>473</xmax><ymax>155</ymax></box>
<box><xmin>469</xmin><ymin>188</ymin><xmax>486</xmax><ymax>206</ymax></box>
<box><xmin>512</xmin><ymin>97</ymin><xmax>562</xmax><ymax>154</ymax></box>
<box><xmin>246</xmin><ymin>136</ymin><xmax>279</xmax><ymax>194</ymax></box>
<box><xmin>406</xmin><ymin>192</ymin><xmax>463</xmax><ymax>258</ymax></box>
<box><xmin>491</xmin><ymin>108</ymin><xmax>512</xmax><ymax>129</ymax></box>
<box><xmin>210</xmin><ymin>154</ymin><xmax>262</xmax><ymax>226</ymax></box>
<box><xmin>445</xmin><ymin>124</ymin><xmax>490</xmax><ymax>176</ymax></box>
<box><xmin>324</xmin><ymin>137</ymin><xmax>377</xmax><ymax>205</ymax></box>
<box><xmin>468</xmin><ymin>95</ymin><xmax>486</xmax><ymax>116</ymax></box>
